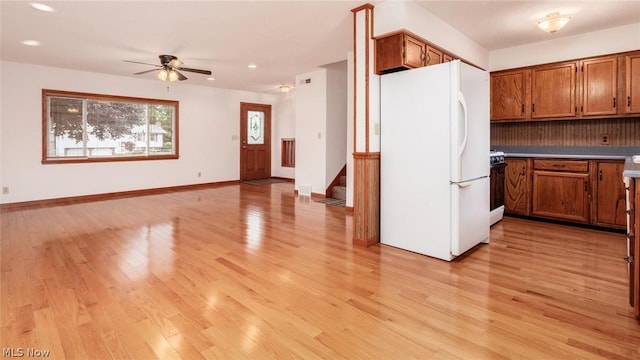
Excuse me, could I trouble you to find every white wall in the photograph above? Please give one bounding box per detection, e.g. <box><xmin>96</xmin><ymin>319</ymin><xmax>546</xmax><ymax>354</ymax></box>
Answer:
<box><xmin>374</xmin><ymin>1</ymin><xmax>490</xmax><ymax>69</ymax></box>
<box><xmin>346</xmin><ymin>51</ymin><xmax>354</xmax><ymax>207</ymax></box>
<box><xmin>0</xmin><ymin>61</ymin><xmax>295</xmax><ymax>204</ymax></box>
<box><xmin>324</xmin><ymin>61</ymin><xmax>348</xmax><ymax>188</ymax></box>
<box><xmin>272</xmin><ymin>91</ymin><xmax>296</xmax><ymax>179</ymax></box>
<box><xmin>489</xmin><ymin>22</ymin><xmax>640</xmax><ymax>71</ymax></box>
<box><xmin>295</xmin><ymin>69</ymin><xmax>327</xmax><ymax>196</ymax></box>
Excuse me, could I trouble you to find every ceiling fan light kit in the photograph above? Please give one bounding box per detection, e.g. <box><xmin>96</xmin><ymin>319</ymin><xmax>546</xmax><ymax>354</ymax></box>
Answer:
<box><xmin>157</xmin><ymin>68</ymin><xmax>179</xmax><ymax>82</ymax></box>
<box><xmin>125</xmin><ymin>54</ymin><xmax>212</xmax><ymax>82</ymax></box>
<box><xmin>537</xmin><ymin>12</ymin><xmax>572</xmax><ymax>33</ymax></box>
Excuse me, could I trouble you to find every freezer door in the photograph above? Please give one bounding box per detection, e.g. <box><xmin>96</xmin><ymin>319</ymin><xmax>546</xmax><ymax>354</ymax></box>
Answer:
<box><xmin>451</xmin><ymin>176</ymin><xmax>490</xmax><ymax>256</ymax></box>
<box><xmin>450</xmin><ymin>61</ymin><xmax>490</xmax><ymax>182</ymax></box>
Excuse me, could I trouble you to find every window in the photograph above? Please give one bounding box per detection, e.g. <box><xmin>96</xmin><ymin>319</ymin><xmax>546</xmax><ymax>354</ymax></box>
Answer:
<box><xmin>42</xmin><ymin>89</ymin><xmax>179</xmax><ymax>163</ymax></box>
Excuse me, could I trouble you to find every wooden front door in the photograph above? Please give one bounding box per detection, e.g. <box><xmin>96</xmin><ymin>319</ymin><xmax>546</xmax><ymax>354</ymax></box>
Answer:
<box><xmin>240</xmin><ymin>102</ymin><xmax>271</xmax><ymax>181</ymax></box>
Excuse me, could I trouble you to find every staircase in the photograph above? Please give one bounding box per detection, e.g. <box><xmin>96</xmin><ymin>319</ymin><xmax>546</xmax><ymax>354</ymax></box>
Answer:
<box><xmin>319</xmin><ymin>165</ymin><xmax>347</xmax><ymax>207</ymax></box>
<box><xmin>331</xmin><ymin>175</ymin><xmax>347</xmax><ymax>201</ymax></box>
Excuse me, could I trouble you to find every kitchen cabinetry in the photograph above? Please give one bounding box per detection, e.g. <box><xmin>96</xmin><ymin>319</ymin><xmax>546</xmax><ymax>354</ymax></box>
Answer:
<box><xmin>374</xmin><ymin>30</ymin><xmax>456</xmax><ymax>75</ymax></box>
<box><xmin>531</xmin><ymin>62</ymin><xmax>577</xmax><ymax>119</ymax></box>
<box><xmin>425</xmin><ymin>45</ymin><xmax>443</xmax><ymax>66</ymax></box>
<box><xmin>490</xmin><ymin>50</ymin><xmax>640</xmax><ymax>122</ymax></box>
<box><xmin>580</xmin><ymin>56</ymin><xmax>618</xmax><ymax>116</ymax></box>
<box><xmin>626</xmin><ymin>176</ymin><xmax>640</xmax><ymax>318</ymax></box>
<box><xmin>624</xmin><ymin>52</ymin><xmax>640</xmax><ymax>114</ymax></box>
<box><xmin>593</xmin><ymin>161</ymin><xmax>626</xmax><ymax>229</ymax></box>
<box><xmin>532</xmin><ymin>159</ymin><xmax>590</xmax><ymax>223</ymax></box>
<box><xmin>376</xmin><ymin>32</ymin><xmax>425</xmax><ymax>74</ymax></box>
<box><xmin>490</xmin><ymin>69</ymin><xmax>530</xmax><ymax>121</ymax></box>
<box><xmin>504</xmin><ymin>158</ymin><xmax>530</xmax><ymax>215</ymax></box>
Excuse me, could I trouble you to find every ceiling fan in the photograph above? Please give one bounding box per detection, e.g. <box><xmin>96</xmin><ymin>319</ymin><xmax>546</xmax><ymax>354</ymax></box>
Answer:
<box><xmin>124</xmin><ymin>54</ymin><xmax>212</xmax><ymax>81</ymax></box>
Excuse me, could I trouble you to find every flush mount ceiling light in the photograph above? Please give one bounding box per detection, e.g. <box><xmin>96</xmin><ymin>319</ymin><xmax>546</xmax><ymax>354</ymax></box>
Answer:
<box><xmin>21</xmin><ymin>39</ymin><xmax>41</xmax><ymax>46</ymax></box>
<box><xmin>279</xmin><ymin>85</ymin><xmax>291</xmax><ymax>93</ymax></box>
<box><xmin>30</xmin><ymin>3</ymin><xmax>55</xmax><ymax>12</ymax></box>
<box><xmin>537</xmin><ymin>12</ymin><xmax>572</xmax><ymax>33</ymax></box>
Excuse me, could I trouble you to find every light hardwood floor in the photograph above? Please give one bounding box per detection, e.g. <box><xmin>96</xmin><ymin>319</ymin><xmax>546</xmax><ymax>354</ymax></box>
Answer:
<box><xmin>1</xmin><ymin>182</ymin><xmax>639</xmax><ymax>359</ymax></box>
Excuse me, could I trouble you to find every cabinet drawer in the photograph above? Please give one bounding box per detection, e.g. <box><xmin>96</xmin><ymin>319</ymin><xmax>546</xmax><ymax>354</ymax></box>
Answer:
<box><xmin>533</xmin><ymin>159</ymin><xmax>589</xmax><ymax>172</ymax></box>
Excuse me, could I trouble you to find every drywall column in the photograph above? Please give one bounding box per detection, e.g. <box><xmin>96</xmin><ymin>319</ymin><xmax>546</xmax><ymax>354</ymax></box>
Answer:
<box><xmin>351</xmin><ymin>3</ymin><xmax>380</xmax><ymax>247</ymax></box>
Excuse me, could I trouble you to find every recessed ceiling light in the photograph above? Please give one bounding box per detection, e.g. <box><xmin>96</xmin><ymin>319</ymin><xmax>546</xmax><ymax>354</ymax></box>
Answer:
<box><xmin>30</xmin><ymin>3</ymin><xmax>55</xmax><ymax>12</ymax></box>
<box><xmin>21</xmin><ymin>40</ymin><xmax>41</xmax><ymax>46</ymax></box>
<box><xmin>207</xmin><ymin>77</ymin><xmax>215</xmax><ymax>81</ymax></box>
<box><xmin>248</xmin><ymin>64</ymin><xmax>257</xmax><ymax>69</ymax></box>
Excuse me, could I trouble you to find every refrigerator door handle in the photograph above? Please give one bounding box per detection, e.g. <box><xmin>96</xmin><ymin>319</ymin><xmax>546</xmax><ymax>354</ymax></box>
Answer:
<box><xmin>458</xmin><ymin>90</ymin><xmax>468</xmax><ymax>157</ymax></box>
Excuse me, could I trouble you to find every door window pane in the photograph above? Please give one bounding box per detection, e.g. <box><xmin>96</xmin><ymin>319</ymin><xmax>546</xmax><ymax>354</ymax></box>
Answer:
<box><xmin>247</xmin><ymin>111</ymin><xmax>264</xmax><ymax>144</ymax></box>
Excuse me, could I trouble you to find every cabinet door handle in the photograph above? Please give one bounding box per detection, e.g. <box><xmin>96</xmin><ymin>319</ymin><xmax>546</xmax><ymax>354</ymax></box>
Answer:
<box><xmin>613</xmin><ymin>97</ymin><xmax>616</xmax><ymax>108</ymax></box>
<box><xmin>599</xmin><ymin>170</ymin><xmax>602</xmax><ymax>181</ymax></box>
<box><xmin>629</xmin><ymin>96</ymin><xmax>632</xmax><ymax>108</ymax></box>
<box><xmin>521</xmin><ymin>104</ymin><xmax>525</xmax><ymax>114</ymax></box>
<box><xmin>532</xmin><ymin>104</ymin><xmax>535</xmax><ymax>113</ymax></box>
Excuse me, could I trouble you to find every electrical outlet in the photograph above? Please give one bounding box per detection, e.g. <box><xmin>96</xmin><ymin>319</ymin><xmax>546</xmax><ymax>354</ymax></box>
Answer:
<box><xmin>2</xmin><ymin>186</ymin><xmax>8</xmax><ymax>194</ymax></box>
<box><xmin>599</xmin><ymin>133</ymin><xmax>610</xmax><ymax>145</ymax></box>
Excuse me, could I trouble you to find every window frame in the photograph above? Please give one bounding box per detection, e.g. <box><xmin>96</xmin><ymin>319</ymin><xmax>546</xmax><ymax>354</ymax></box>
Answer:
<box><xmin>42</xmin><ymin>89</ymin><xmax>179</xmax><ymax>164</ymax></box>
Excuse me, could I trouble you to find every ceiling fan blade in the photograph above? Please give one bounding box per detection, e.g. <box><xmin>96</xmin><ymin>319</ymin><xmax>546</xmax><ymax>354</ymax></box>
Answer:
<box><xmin>124</xmin><ymin>60</ymin><xmax>161</xmax><ymax>67</ymax></box>
<box><xmin>175</xmin><ymin>70</ymin><xmax>188</xmax><ymax>81</ymax></box>
<box><xmin>177</xmin><ymin>67</ymin><xmax>212</xmax><ymax>75</ymax></box>
<box><xmin>133</xmin><ymin>68</ymin><xmax>159</xmax><ymax>75</ymax></box>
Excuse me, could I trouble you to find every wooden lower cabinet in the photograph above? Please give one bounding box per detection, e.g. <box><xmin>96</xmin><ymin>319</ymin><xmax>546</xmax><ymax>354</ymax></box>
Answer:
<box><xmin>593</xmin><ymin>161</ymin><xmax>626</xmax><ymax>229</ymax></box>
<box><xmin>504</xmin><ymin>157</ymin><xmax>625</xmax><ymax>230</ymax></box>
<box><xmin>504</xmin><ymin>158</ymin><xmax>530</xmax><ymax>215</ymax></box>
<box><xmin>532</xmin><ymin>170</ymin><xmax>590</xmax><ymax>223</ymax></box>
<box><xmin>632</xmin><ymin>179</ymin><xmax>640</xmax><ymax>317</ymax></box>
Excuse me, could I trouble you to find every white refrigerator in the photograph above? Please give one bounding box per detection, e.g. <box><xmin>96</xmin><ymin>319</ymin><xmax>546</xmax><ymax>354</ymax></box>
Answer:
<box><xmin>380</xmin><ymin>60</ymin><xmax>490</xmax><ymax>261</ymax></box>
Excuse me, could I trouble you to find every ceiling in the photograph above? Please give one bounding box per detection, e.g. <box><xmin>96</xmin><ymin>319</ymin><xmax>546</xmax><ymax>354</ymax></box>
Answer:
<box><xmin>2</xmin><ymin>1</ymin><xmax>638</xmax><ymax>93</ymax></box>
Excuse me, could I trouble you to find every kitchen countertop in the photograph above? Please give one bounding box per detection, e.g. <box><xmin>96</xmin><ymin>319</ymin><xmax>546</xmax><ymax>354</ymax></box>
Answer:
<box><xmin>623</xmin><ymin>157</ymin><xmax>640</xmax><ymax>178</ymax></box>
<box><xmin>491</xmin><ymin>146</ymin><xmax>640</xmax><ymax>160</ymax></box>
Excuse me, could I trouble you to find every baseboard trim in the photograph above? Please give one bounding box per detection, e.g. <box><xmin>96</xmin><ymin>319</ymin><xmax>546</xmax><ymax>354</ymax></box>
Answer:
<box><xmin>271</xmin><ymin>177</ymin><xmax>294</xmax><ymax>182</ymax></box>
<box><xmin>1</xmin><ymin>181</ymin><xmax>240</xmax><ymax>211</ymax></box>
<box><xmin>293</xmin><ymin>190</ymin><xmax>325</xmax><ymax>199</ymax></box>
<box><xmin>353</xmin><ymin>235</ymin><xmax>379</xmax><ymax>247</ymax></box>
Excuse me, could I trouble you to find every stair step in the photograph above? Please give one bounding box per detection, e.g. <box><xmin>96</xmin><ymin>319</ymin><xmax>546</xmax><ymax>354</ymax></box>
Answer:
<box><xmin>339</xmin><ymin>175</ymin><xmax>346</xmax><ymax>186</ymax></box>
<box><xmin>332</xmin><ymin>185</ymin><xmax>347</xmax><ymax>200</ymax></box>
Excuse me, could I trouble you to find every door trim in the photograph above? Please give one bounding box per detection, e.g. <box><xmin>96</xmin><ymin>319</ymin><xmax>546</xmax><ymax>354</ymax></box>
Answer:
<box><xmin>239</xmin><ymin>102</ymin><xmax>272</xmax><ymax>181</ymax></box>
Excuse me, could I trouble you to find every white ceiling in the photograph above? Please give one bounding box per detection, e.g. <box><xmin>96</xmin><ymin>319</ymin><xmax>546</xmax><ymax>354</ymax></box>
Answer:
<box><xmin>1</xmin><ymin>1</ymin><xmax>639</xmax><ymax>93</ymax></box>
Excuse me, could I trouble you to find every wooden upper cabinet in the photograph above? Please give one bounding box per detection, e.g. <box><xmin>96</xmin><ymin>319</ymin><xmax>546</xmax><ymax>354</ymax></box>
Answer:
<box><xmin>425</xmin><ymin>46</ymin><xmax>443</xmax><ymax>66</ymax></box>
<box><xmin>404</xmin><ymin>34</ymin><xmax>426</xmax><ymax>69</ymax></box>
<box><xmin>624</xmin><ymin>52</ymin><xmax>640</xmax><ymax>114</ymax></box>
<box><xmin>490</xmin><ymin>69</ymin><xmax>530</xmax><ymax>121</ymax></box>
<box><xmin>580</xmin><ymin>56</ymin><xmax>618</xmax><ymax>116</ymax></box>
<box><xmin>376</xmin><ymin>32</ymin><xmax>425</xmax><ymax>74</ymax></box>
<box><xmin>531</xmin><ymin>62</ymin><xmax>577</xmax><ymax>119</ymax></box>
<box><xmin>375</xmin><ymin>30</ymin><xmax>455</xmax><ymax>75</ymax></box>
